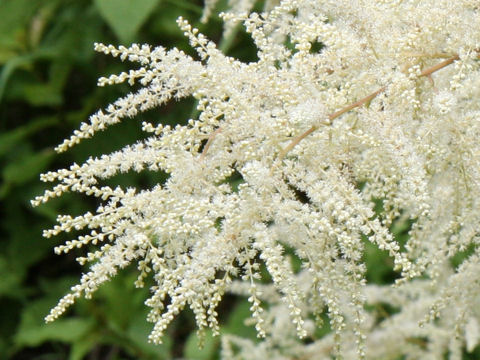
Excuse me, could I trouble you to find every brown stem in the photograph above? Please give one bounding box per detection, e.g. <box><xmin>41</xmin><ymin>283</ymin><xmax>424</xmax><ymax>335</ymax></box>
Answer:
<box><xmin>279</xmin><ymin>53</ymin><xmax>466</xmax><ymax>160</ymax></box>
<box><xmin>278</xmin><ymin>86</ymin><xmax>386</xmax><ymax>161</ymax></box>
<box><xmin>200</xmin><ymin>127</ymin><xmax>222</xmax><ymax>160</ymax></box>
<box><xmin>279</xmin><ymin>125</ymin><xmax>317</xmax><ymax>160</ymax></box>
<box><xmin>420</xmin><ymin>54</ymin><xmax>459</xmax><ymax>77</ymax></box>
<box><xmin>328</xmin><ymin>86</ymin><xmax>386</xmax><ymax>121</ymax></box>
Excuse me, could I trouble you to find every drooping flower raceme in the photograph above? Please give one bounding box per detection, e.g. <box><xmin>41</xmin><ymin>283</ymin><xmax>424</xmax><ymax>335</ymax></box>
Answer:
<box><xmin>34</xmin><ymin>0</ymin><xmax>480</xmax><ymax>359</ymax></box>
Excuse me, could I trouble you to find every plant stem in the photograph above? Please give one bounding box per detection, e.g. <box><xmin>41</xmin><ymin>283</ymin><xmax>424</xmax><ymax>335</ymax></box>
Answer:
<box><xmin>279</xmin><ymin>53</ymin><xmax>469</xmax><ymax>159</ymax></box>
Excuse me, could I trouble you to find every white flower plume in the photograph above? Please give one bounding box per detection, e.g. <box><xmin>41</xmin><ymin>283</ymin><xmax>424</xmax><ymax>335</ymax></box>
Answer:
<box><xmin>33</xmin><ymin>1</ymin><xmax>480</xmax><ymax>358</ymax></box>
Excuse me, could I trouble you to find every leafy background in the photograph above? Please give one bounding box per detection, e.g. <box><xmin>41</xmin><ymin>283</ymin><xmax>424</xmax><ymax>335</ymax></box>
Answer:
<box><xmin>1</xmin><ymin>0</ymin><xmax>476</xmax><ymax>359</ymax></box>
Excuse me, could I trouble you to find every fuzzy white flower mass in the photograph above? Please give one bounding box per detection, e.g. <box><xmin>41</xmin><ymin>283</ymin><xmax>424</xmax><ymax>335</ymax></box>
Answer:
<box><xmin>34</xmin><ymin>0</ymin><xmax>480</xmax><ymax>359</ymax></box>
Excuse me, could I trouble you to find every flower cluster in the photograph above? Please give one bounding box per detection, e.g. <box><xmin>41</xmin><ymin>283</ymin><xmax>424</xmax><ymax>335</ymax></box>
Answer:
<box><xmin>34</xmin><ymin>0</ymin><xmax>480</xmax><ymax>359</ymax></box>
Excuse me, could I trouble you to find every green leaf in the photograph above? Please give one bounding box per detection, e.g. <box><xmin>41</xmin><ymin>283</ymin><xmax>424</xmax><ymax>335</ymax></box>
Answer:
<box><xmin>223</xmin><ymin>300</ymin><xmax>258</xmax><ymax>339</ymax></box>
<box><xmin>363</xmin><ymin>239</ymin><xmax>395</xmax><ymax>284</ymax></box>
<box><xmin>0</xmin><ymin>116</ymin><xmax>56</xmax><ymax>157</ymax></box>
<box><xmin>94</xmin><ymin>0</ymin><xmax>161</xmax><ymax>43</ymax></box>
<box><xmin>125</xmin><ymin>313</ymin><xmax>172</xmax><ymax>359</ymax></box>
<box><xmin>1</xmin><ymin>147</ymin><xmax>55</xmax><ymax>198</ymax></box>
<box><xmin>0</xmin><ymin>256</ymin><xmax>24</xmax><ymax>297</ymax></box>
<box><xmin>69</xmin><ymin>333</ymin><xmax>98</xmax><ymax>360</ymax></box>
<box><xmin>0</xmin><ymin>0</ymin><xmax>41</xmax><ymax>39</ymax></box>
<box><xmin>23</xmin><ymin>82</ymin><xmax>63</xmax><ymax>106</ymax></box>
<box><xmin>16</xmin><ymin>317</ymin><xmax>94</xmax><ymax>348</ymax></box>
<box><xmin>0</xmin><ymin>48</ymin><xmax>57</xmax><ymax>103</ymax></box>
<box><xmin>22</xmin><ymin>61</ymin><xmax>71</xmax><ymax>106</ymax></box>
<box><xmin>2</xmin><ymin>149</ymin><xmax>54</xmax><ymax>186</ymax></box>
<box><xmin>15</xmin><ymin>296</ymin><xmax>94</xmax><ymax>348</ymax></box>
<box><xmin>184</xmin><ymin>329</ymin><xmax>219</xmax><ymax>360</ymax></box>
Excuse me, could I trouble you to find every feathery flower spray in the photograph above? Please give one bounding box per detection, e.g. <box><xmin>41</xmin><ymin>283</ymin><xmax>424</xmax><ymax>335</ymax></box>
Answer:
<box><xmin>34</xmin><ymin>1</ymin><xmax>480</xmax><ymax>358</ymax></box>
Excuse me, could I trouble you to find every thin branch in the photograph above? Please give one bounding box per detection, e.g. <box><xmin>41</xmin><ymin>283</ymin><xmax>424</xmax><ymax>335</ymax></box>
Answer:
<box><xmin>200</xmin><ymin>127</ymin><xmax>222</xmax><ymax>161</ymax></box>
<box><xmin>201</xmin><ymin>53</ymin><xmax>475</xmax><ymax>162</ymax></box>
<box><xmin>278</xmin><ymin>86</ymin><xmax>386</xmax><ymax>161</ymax></box>
<box><xmin>279</xmin><ymin>53</ymin><xmax>466</xmax><ymax>160</ymax></box>
<box><xmin>420</xmin><ymin>54</ymin><xmax>459</xmax><ymax>77</ymax></box>
<box><xmin>279</xmin><ymin>125</ymin><xmax>318</xmax><ymax>160</ymax></box>
<box><xmin>328</xmin><ymin>86</ymin><xmax>386</xmax><ymax>121</ymax></box>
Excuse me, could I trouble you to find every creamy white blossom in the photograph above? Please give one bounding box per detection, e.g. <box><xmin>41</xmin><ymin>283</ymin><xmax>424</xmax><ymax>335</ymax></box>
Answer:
<box><xmin>34</xmin><ymin>0</ymin><xmax>480</xmax><ymax>359</ymax></box>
